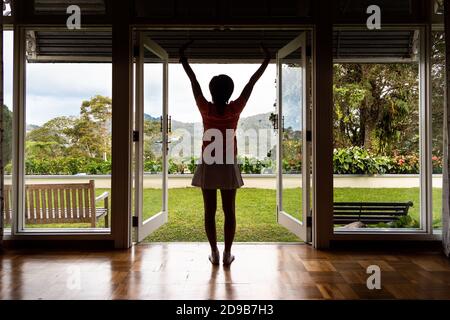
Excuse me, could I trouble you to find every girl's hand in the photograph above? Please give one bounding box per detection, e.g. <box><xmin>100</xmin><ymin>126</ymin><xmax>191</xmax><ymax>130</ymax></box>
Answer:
<box><xmin>179</xmin><ymin>40</ymin><xmax>194</xmax><ymax>59</ymax></box>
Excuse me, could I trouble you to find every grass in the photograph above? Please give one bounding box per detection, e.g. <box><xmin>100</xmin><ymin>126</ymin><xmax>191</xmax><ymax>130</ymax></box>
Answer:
<box><xmin>145</xmin><ymin>188</ymin><xmax>298</xmax><ymax>242</ymax></box>
<box><xmin>6</xmin><ymin>187</ymin><xmax>443</xmax><ymax>239</ymax></box>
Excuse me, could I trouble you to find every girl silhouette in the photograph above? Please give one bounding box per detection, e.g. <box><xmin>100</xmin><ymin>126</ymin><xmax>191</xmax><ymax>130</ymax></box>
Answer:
<box><xmin>180</xmin><ymin>41</ymin><xmax>270</xmax><ymax>265</ymax></box>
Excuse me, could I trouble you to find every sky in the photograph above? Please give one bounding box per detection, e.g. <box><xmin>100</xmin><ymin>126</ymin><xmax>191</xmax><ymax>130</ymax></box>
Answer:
<box><xmin>3</xmin><ymin>31</ymin><xmax>276</xmax><ymax>126</ymax></box>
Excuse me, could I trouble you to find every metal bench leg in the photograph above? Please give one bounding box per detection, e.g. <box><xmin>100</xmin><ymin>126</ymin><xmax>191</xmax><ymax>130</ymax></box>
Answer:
<box><xmin>104</xmin><ymin>197</ymin><xmax>109</xmax><ymax>228</ymax></box>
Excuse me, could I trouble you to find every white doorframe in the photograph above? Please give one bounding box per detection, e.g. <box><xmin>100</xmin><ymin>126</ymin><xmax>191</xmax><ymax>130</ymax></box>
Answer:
<box><xmin>134</xmin><ymin>33</ymin><xmax>169</xmax><ymax>242</ymax></box>
<box><xmin>276</xmin><ymin>32</ymin><xmax>311</xmax><ymax>242</ymax></box>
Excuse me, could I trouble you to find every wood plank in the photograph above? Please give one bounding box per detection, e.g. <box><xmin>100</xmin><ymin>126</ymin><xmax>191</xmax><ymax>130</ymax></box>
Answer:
<box><xmin>35</xmin><ymin>189</ymin><xmax>41</xmax><ymax>223</ymax></box>
<box><xmin>47</xmin><ymin>189</ymin><xmax>53</xmax><ymax>219</ymax></box>
<box><xmin>89</xmin><ymin>180</ymin><xmax>96</xmax><ymax>227</ymax></box>
<box><xmin>28</xmin><ymin>188</ymin><xmax>35</xmax><ymax>223</ymax></box>
<box><xmin>41</xmin><ymin>187</ymin><xmax>47</xmax><ymax>220</ymax></box>
<box><xmin>72</xmin><ymin>188</ymin><xmax>77</xmax><ymax>218</ymax></box>
<box><xmin>84</xmin><ymin>188</ymin><xmax>90</xmax><ymax>219</ymax></box>
<box><xmin>59</xmin><ymin>188</ymin><xmax>65</xmax><ymax>220</ymax></box>
<box><xmin>78</xmin><ymin>187</ymin><xmax>84</xmax><ymax>218</ymax></box>
<box><xmin>53</xmin><ymin>188</ymin><xmax>59</xmax><ymax>219</ymax></box>
<box><xmin>65</xmin><ymin>189</ymin><xmax>71</xmax><ymax>219</ymax></box>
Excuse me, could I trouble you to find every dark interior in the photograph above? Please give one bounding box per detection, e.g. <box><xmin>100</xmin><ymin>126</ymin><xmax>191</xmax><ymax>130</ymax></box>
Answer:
<box><xmin>26</xmin><ymin>29</ymin><xmax>418</xmax><ymax>63</ymax></box>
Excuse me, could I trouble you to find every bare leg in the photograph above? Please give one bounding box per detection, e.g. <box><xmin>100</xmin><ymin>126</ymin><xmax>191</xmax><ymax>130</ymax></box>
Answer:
<box><xmin>220</xmin><ymin>189</ymin><xmax>237</xmax><ymax>265</ymax></box>
<box><xmin>202</xmin><ymin>189</ymin><xmax>219</xmax><ymax>264</ymax></box>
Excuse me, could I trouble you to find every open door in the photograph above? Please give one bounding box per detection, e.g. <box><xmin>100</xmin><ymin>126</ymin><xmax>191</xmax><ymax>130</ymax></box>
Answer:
<box><xmin>134</xmin><ymin>33</ymin><xmax>169</xmax><ymax>242</ymax></box>
<box><xmin>276</xmin><ymin>32</ymin><xmax>312</xmax><ymax>243</ymax></box>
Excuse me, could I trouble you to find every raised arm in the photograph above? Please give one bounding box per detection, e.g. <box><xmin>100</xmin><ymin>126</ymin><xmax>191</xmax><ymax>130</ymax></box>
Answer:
<box><xmin>179</xmin><ymin>41</ymin><xmax>208</xmax><ymax>107</ymax></box>
<box><xmin>234</xmin><ymin>44</ymin><xmax>271</xmax><ymax>109</ymax></box>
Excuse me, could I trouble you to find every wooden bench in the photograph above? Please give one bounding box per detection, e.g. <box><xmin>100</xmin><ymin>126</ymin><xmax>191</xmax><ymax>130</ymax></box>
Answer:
<box><xmin>2</xmin><ymin>180</ymin><xmax>109</xmax><ymax>227</ymax></box>
<box><xmin>333</xmin><ymin>201</ymin><xmax>413</xmax><ymax>225</ymax></box>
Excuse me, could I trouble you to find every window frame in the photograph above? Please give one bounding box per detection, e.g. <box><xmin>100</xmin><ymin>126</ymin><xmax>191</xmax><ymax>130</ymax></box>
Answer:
<box><xmin>331</xmin><ymin>25</ymin><xmax>436</xmax><ymax>239</ymax></box>
<box><xmin>9</xmin><ymin>26</ymin><xmax>113</xmax><ymax>238</ymax></box>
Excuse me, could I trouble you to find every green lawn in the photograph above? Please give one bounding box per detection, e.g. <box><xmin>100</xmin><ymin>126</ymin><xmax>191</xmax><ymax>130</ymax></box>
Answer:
<box><xmin>8</xmin><ymin>187</ymin><xmax>443</xmax><ymax>240</ymax></box>
<box><xmin>144</xmin><ymin>188</ymin><xmax>299</xmax><ymax>242</ymax></box>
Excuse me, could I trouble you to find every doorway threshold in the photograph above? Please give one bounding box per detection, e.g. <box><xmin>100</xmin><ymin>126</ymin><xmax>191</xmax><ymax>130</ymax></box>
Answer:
<box><xmin>136</xmin><ymin>241</ymin><xmax>306</xmax><ymax>246</ymax></box>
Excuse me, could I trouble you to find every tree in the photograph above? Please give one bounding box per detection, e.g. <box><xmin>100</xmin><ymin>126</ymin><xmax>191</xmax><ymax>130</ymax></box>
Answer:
<box><xmin>143</xmin><ymin>118</ymin><xmax>163</xmax><ymax>162</ymax></box>
<box><xmin>26</xmin><ymin>95</ymin><xmax>112</xmax><ymax>161</ymax></box>
<box><xmin>72</xmin><ymin>95</ymin><xmax>112</xmax><ymax>160</ymax></box>
<box><xmin>1</xmin><ymin>105</ymin><xmax>12</xmax><ymax>165</ymax></box>
<box><xmin>26</xmin><ymin>116</ymin><xmax>76</xmax><ymax>159</ymax></box>
<box><xmin>333</xmin><ymin>63</ymin><xmax>419</xmax><ymax>155</ymax></box>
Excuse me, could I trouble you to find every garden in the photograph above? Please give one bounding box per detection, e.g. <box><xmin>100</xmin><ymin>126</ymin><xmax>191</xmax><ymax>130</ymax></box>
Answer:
<box><xmin>7</xmin><ymin>146</ymin><xmax>440</xmax><ymax>176</ymax></box>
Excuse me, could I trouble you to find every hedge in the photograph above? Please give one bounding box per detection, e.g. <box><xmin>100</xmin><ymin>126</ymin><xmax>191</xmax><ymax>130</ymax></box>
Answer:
<box><xmin>2</xmin><ymin>147</ymin><xmax>442</xmax><ymax>175</ymax></box>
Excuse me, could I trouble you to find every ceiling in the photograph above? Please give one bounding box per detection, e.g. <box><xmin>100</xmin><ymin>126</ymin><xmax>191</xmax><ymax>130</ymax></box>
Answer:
<box><xmin>25</xmin><ymin>29</ymin><xmax>419</xmax><ymax>63</ymax></box>
<box><xmin>33</xmin><ymin>0</ymin><xmax>106</xmax><ymax>15</ymax></box>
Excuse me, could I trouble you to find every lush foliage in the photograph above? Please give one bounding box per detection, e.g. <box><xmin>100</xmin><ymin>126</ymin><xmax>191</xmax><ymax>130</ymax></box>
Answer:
<box><xmin>5</xmin><ymin>157</ymin><xmax>112</xmax><ymax>175</ymax></box>
<box><xmin>10</xmin><ymin>148</ymin><xmax>441</xmax><ymax>176</ymax></box>
<box><xmin>333</xmin><ymin>63</ymin><xmax>419</xmax><ymax>155</ymax></box>
<box><xmin>333</xmin><ymin>147</ymin><xmax>433</xmax><ymax>175</ymax></box>
<box><xmin>25</xmin><ymin>95</ymin><xmax>112</xmax><ymax>163</ymax></box>
<box><xmin>332</xmin><ymin>32</ymin><xmax>445</xmax><ymax>164</ymax></box>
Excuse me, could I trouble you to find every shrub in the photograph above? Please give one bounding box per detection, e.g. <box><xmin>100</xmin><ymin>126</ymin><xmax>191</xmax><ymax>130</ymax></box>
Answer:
<box><xmin>333</xmin><ymin>147</ymin><xmax>380</xmax><ymax>174</ymax></box>
<box><xmin>24</xmin><ymin>157</ymin><xmax>111</xmax><ymax>175</ymax></box>
<box><xmin>144</xmin><ymin>160</ymin><xmax>162</xmax><ymax>173</ymax></box>
<box><xmin>238</xmin><ymin>156</ymin><xmax>272</xmax><ymax>174</ymax></box>
<box><xmin>432</xmin><ymin>155</ymin><xmax>442</xmax><ymax>174</ymax></box>
<box><xmin>19</xmin><ymin>150</ymin><xmax>439</xmax><ymax>176</ymax></box>
<box><xmin>187</xmin><ymin>157</ymin><xmax>198</xmax><ymax>173</ymax></box>
<box><xmin>168</xmin><ymin>158</ymin><xmax>186</xmax><ymax>174</ymax></box>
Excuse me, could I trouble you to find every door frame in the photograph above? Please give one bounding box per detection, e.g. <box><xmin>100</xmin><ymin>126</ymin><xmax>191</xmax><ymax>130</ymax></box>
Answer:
<box><xmin>134</xmin><ymin>32</ymin><xmax>169</xmax><ymax>242</ymax></box>
<box><xmin>276</xmin><ymin>32</ymin><xmax>312</xmax><ymax>243</ymax></box>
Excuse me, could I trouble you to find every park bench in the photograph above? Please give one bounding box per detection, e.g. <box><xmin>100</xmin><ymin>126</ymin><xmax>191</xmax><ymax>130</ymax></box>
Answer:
<box><xmin>2</xmin><ymin>180</ymin><xmax>109</xmax><ymax>227</ymax></box>
<box><xmin>333</xmin><ymin>201</ymin><xmax>413</xmax><ymax>225</ymax></box>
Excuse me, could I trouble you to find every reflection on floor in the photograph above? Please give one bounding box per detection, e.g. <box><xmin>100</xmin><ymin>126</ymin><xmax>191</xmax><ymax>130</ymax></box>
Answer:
<box><xmin>1</xmin><ymin>243</ymin><xmax>450</xmax><ymax>300</ymax></box>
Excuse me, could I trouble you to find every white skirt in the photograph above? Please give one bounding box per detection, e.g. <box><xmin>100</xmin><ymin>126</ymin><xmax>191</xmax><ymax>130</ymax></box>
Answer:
<box><xmin>191</xmin><ymin>164</ymin><xmax>244</xmax><ymax>190</ymax></box>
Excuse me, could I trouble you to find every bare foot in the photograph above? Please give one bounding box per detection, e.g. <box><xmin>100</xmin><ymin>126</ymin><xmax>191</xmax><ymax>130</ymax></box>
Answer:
<box><xmin>209</xmin><ymin>249</ymin><xmax>220</xmax><ymax>265</ymax></box>
<box><xmin>222</xmin><ymin>251</ymin><xmax>235</xmax><ymax>265</ymax></box>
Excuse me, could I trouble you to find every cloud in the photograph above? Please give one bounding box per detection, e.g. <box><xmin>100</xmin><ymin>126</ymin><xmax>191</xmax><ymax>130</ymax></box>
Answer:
<box><xmin>3</xmin><ymin>30</ymin><xmax>276</xmax><ymax>124</ymax></box>
<box><xmin>26</xmin><ymin>95</ymin><xmax>86</xmax><ymax>125</ymax></box>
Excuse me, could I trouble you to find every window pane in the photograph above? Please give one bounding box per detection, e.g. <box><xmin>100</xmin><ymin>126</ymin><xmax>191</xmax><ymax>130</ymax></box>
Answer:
<box><xmin>432</xmin><ymin>31</ymin><xmax>445</xmax><ymax>230</ymax></box>
<box><xmin>2</xmin><ymin>30</ymin><xmax>13</xmax><ymax>231</ymax></box>
<box><xmin>23</xmin><ymin>30</ymin><xmax>112</xmax><ymax>230</ymax></box>
<box><xmin>333</xmin><ymin>29</ymin><xmax>422</xmax><ymax>231</ymax></box>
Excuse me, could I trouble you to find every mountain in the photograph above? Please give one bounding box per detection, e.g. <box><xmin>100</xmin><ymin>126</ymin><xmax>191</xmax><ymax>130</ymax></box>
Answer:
<box><xmin>144</xmin><ymin>112</ymin><xmax>276</xmax><ymax>159</ymax></box>
<box><xmin>144</xmin><ymin>114</ymin><xmax>159</xmax><ymax>122</ymax></box>
<box><xmin>26</xmin><ymin>124</ymin><xmax>40</xmax><ymax>133</ymax></box>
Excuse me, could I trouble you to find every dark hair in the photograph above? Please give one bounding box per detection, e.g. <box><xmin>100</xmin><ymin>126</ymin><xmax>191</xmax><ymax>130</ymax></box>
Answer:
<box><xmin>209</xmin><ymin>74</ymin><xmax>234</xmax><ymax>115</ymax></box>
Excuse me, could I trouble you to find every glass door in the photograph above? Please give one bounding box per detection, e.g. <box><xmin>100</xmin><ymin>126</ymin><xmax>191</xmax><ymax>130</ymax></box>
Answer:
<box><xmin>134</xmin><ymin>33</ymin><xmax>169</xmax><ymax>242</ymax></box>
<box><xmin>276</xmin><ymin>32</ymin><xmax>312</xmax><ymax>242</ymax></box>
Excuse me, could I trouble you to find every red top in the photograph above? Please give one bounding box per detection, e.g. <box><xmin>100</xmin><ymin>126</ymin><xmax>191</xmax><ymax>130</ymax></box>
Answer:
<box><xmin>196</xmin><ymin>98</ymin><xmax>246</xmax><ymax>164</ymax></box>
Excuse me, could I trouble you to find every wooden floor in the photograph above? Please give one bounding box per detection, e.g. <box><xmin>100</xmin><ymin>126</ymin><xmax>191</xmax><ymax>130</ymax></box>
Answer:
<box><xmin>1</xmin><ymin>243</ymin><xmax>450</xmax><ymax>300</ymax></box>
